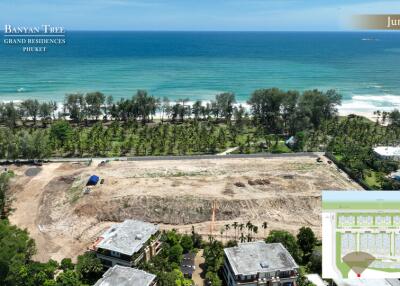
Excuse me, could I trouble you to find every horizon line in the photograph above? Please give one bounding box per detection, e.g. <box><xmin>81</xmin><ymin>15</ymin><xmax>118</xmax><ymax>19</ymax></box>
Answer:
<box><xmin>1</xmin><ymin>29</ymin><xmax>397</xmax><ymax>33</ymax></box>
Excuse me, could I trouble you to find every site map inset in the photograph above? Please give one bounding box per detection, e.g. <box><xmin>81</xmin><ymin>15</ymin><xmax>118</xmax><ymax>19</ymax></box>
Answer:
<box><xmin>323</xmin><ymin>191</ymin><xmax>400</xmax><ymax>279</ymax></box>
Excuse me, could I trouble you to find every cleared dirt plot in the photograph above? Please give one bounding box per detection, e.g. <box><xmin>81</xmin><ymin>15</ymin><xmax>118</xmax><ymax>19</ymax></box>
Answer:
<box><xmin>7</xmin><ymin>155</ymin><xmax>361</xmax><ymax>262</ymax></box>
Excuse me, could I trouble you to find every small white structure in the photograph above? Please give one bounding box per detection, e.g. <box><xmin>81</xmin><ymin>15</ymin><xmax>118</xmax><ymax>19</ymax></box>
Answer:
<box><xmin>94</xmin><ymin>265</ymin><xmax>156</xmax><ymax>286</ymax></box>
<box><xmin>373</xmin><ymin>146</ymin><xmax>400</xmax><ymax>161</ymax></box>
<box><xmin>306</xmin><ymin>274</ymin><xmax>327</xmax><ymax>286</ymax></box>
<box><xmin>390</xmin><ymin>170</ymin><xmax>400</xmax><ymax>181</ymax></box>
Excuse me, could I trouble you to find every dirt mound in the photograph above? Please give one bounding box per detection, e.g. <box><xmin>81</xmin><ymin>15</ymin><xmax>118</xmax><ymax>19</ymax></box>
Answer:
<box><xmin>234</xmin><ymin>182</ymin><xmax>246</xmax><ymax>187</ymax></box>
<box><xmin>74</xmin><ymin>203</ymin><xmax>98</xmax><ymax>217</ymax></box>
<box><xmin>222</xmin><ymin>188</ymin><xmax>235</xmax><ymax>196</ymax></box>
<box><xmin>248</xmin><ymin>179</ymin><xmax>270</xmax><ymax>186</ymax></box>
<box><xmin>59</xmin><ymin>176</ymin><xmax>76</xmax><ymax>184</ymax></box>
<box><xmin>38</xmin><ymin>174</ymin><xmax>79</xmax><ymax>225</ymax></box>
<box><xmin>92</xmin><ymin>194</ymin><xmax>320</xmax><ymax>226</ymax></box>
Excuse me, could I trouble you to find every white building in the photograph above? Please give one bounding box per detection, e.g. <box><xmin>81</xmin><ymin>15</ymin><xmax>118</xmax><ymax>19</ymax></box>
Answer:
<box><xmin>94</xmin><ymin>265</ymin><xmax>157</xmax><ymax>286</ymax></box>
<box><xmin>223</xmin><ymin>241</ymin><xmax>299</xmax><ymax>286</ymax></box>
<box><xmin>373</xmin><ymin>146</ymin><xmax>400</xmax><ymax>161</ymax></box>
<box><xmin>91</xmin><ymin>220</ymin><xmax>162</xmax><ymax>268</ymax></box>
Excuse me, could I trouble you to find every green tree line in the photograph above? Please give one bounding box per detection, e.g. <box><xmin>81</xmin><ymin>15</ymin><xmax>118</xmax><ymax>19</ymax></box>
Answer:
<box><xmin>0</xmin><ymin>88</ymin><xmax>341</xmax><ymax>130</ymax></box>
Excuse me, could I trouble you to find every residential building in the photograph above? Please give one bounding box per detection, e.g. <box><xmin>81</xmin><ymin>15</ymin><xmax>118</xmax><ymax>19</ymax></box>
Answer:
<box><xmin>373</xmin><ymin>146</ymin><xmax>400</xmax><ymax>161</ymax></box>
<box><xmin>91</xmin><ymin>220</ymin><xmax>162</xmax><ymax>268</ymax></box>
<box><xmin>94</xmin><ymin>265</ymin><xmax>157</xmax><ymax>286</ymax></box>
<box><xmin>223</xmin><ymin>241</ymin><xmax>299</xmax><ymax>286</ymax></box>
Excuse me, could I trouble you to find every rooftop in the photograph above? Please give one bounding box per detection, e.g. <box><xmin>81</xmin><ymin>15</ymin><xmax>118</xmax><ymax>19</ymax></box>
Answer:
<box><xmin>374</xmin><ymin>146</ymin><xmax>400</xmax><ymax>157</ymax></box>
<box><xmin>94</xmin><ymin>265</ymin><xmax>156</xmax><ymax>286</ymax></box>
<box><xmin>224</xmin><ymin>241</ymin><xmax>298</xmax><ymax>276</ymax></box>
<box><xmin>97</xmin><ymin>220</ymin><xmax>159</xmax><ymax>256</ymax></box>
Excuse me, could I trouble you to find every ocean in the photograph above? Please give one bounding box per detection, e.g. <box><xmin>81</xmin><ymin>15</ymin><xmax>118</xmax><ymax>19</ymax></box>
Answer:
<box><xmin>1</xmin><ymin>31</ymin><xmax>400</xmax><ymax>114</ymax></box>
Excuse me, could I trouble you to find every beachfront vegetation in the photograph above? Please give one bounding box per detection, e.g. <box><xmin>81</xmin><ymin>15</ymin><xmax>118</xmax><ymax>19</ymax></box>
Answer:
<box><xmin>305</xmin><ymin>114</ymin><xmax>400</xmax><ymax>189</ymax></box>
<box><xmin>0</xmin><ymin>88</ymin><xmax>340</xmax><ymax>159</ymax></box>
<box><xmin>0</xmin><ymin>88</ymin><xmax>399</xmax><ymax>189</ymax></box>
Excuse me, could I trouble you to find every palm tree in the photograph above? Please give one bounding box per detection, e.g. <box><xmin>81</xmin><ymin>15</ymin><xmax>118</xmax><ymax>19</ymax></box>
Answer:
<box><xmin>246</xmin><ymin>221</ymin><xmax>253</xmax><ymax>236</ymax></box>
<box><xmin>253</xmin><ymin>226</ymin><xmax>258</xmax><ymax>239</ymax></box>
<box><xmin>239</xmin><ymin>233</ymin><xmax>246</xmax><ymax>243</ymax></box>
<box><xmin>262</xmin><ymin>222</ymin><xmax>268</xmax><ymax>237</ymax></box>
<box><xmin>232</xmin><ymin>222</ymin><xmax>238</xmax><ymax>240</ymax></box>
<box><xmin>225</xmin><ymin>224</ymin><xmax>231</xmax><ymax>241</ymax></box>
<box><xmin>246</xmin><ymin>233</ymin><xmax>252</xmax><ymax>242</ymax></box>
<box><xmin>239</xmin><ymin>223</ymin><xmax>244</xmax><ymax>234</ymax></box>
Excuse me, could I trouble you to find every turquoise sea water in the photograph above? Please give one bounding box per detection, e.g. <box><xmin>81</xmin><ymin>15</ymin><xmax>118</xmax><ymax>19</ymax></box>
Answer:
<box><xmin>1</xmin><ymin>31</ymin><xmax>400</xmax><ymax>113</ymax></box>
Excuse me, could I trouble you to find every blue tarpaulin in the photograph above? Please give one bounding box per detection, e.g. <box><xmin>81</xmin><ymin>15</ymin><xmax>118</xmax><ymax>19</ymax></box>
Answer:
<box><xmin>285</xmin><ymin>136</ymin><xmax>296</xmax><ymax>147</ymax></box>
<box><xmin>87</xmin><ymin>175</ymin><xmax>100</xmax><ymax>186</ymax></box>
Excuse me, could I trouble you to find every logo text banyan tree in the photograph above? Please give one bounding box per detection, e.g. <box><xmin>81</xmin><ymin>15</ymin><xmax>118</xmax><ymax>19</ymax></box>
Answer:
<box><xmin>352</xmin><ymin>15</ymin><xmax>400</xmax><ymax>30</ymax></box>
<box><xmin>4</xmin><ymin>25</ymin><xmax>65</xmax><ymax>34</ymax></box>
<box><xmin>3</xmin><ymin>24</ymin><xmax>66</xmax><ymax>53</ymax></box>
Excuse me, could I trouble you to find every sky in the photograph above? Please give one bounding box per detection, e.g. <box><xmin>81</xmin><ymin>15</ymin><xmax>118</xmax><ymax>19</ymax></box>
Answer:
<box><xmin>323</xmin><ymin>191</ymin><xmax>400</xmax><ymax>202</ymax></box>
<box><xmin>1</xmin><ymin>0</ymin><xmax>400</xmax><ymax>31</ymax></box>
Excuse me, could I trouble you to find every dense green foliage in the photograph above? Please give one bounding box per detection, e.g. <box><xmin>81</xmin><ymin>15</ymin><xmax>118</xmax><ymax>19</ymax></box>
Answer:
<box><xmin>0</xmin><ymin>88</ymin><xmax>339</xmax><ymax>158</ymax></box>
<box><xmin>0</xmin><ymin>222</ymin><xmax>102</xmax><ymax>286</ymax></box>
<box><xmin>0</xmin><ymin>220</ymin><xmax>36</xmax><ymax>285</ymax></box>
<box><xmin>0</xmin><ymin>170</ymin><xmax>13</xmax><ymax>217</ymax></box>
<box><xmin>265</xmin><ymin>228</ymin><xmax>321</xmax><ymax>285</ymax></box>
<box><xmin>297</xmin><ymin>227</ymin><xmax>317</xmax><ymax>261</ymax></box>
<box><xmin>266</xmin><ymin>230</ymin><xmax>302</xmax><ymax>263</ymax></box>
<box><xmin>141</xmin><ymin>230</ymin><xmax>194</xmax><ymax>286</ymax></box>
<box><xmin>305</xmin><ymin>115</ymin><xmax>400</xmax><ymax>189</ymax></box>
<box><xmin>203</xmin><ymin>237</ymin><xmax>224</xmax><ymax>286</ymax></box>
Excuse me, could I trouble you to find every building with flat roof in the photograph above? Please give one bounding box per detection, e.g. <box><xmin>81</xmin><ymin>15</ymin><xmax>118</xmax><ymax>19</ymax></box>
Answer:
<box><xmin>94</xmin><ymin>265</ymin><xmax>156</xmax><ymax>286</ymax></box>
<box><xmin>373</xmin><ymin>146</ymin><xmax>400</xmax><ymax>161</ymax></box>
<box><xmin>91</xmin><ymin>220</ymin><xmax>162</xmax><ymax>268</ymax></box>
<box><xmin>223</xmin><ymin>241</ymin><xmax>299</xmax><ymax>286</ymax></box>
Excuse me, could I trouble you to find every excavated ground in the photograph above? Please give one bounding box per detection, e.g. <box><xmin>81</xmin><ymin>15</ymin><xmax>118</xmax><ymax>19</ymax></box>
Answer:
<box><xmin>7</xmin><ymin>155</ymin><xmax>361</xmax><ymax>262</ymax></box>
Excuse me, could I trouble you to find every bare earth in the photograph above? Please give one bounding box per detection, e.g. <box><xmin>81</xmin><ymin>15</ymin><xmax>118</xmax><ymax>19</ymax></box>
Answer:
<box><xmin>7</xmin><ymin>155</ymin><xmax>361</xmax><ymax>262</ymax></box>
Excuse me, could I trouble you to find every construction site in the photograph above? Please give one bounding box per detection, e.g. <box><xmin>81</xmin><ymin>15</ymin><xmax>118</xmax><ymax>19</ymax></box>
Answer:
<box><xmin>6</xmin><ymin>154</ymin><xmax>361</xmax><ymax>262</ymax></box>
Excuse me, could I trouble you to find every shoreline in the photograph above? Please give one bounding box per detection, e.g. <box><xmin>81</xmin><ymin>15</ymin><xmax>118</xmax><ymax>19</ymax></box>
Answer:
<box><xmin>0</xmin><ymin>98</ymin><xmax>393</xmax><ymax>123</ymax></box>
<box><xmin>338</xmin><ymin>109</ymin><xmax>377</xmax><ymax>122</ymax></box>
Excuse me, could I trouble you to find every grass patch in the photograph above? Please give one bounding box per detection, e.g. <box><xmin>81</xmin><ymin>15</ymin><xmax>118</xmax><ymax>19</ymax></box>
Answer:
<box><xmin>270</xmin><ymin>141</ymin><xmax>292</xmax><ymax>153</ymax></box>
<box><xmin>67</xmin><ymin>176</ymin><xmax>85</xmax><ymax>203</ymax></box>
<box><xmin>364</xmin><ymin>170</ymin><xmax>382</xmax><ymax>189</ymax></box>
<box><xmin>336</xmin><ymin>232</ymin><xmax>351</xmax><ymax>278</ymax></box>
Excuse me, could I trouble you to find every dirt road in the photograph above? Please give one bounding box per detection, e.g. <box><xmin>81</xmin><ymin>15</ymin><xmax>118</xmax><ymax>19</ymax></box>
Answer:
<box><xmin>193</xmin><ymin>250</ymin><xmax>205</xmax><ymax>286</ymax></box>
